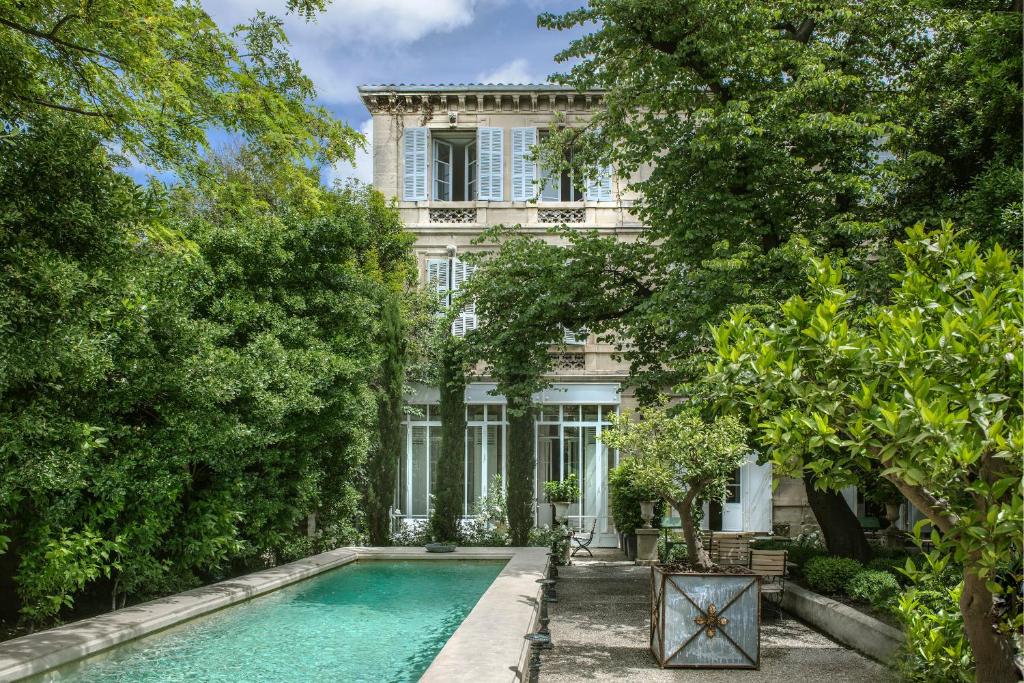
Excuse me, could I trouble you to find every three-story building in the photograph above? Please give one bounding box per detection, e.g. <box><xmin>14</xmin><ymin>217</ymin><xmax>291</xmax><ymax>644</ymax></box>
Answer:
<box><xmin>358</xmin><ymin>83</ymin><xmax>792</xmax><ymax>546</ymax></box>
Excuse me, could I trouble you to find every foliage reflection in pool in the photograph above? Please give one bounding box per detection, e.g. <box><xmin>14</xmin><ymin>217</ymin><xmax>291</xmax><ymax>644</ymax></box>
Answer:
<box><xmin>51</xmin><ymin>560</ymin><xmax>506</xmax><ymax>682</ymax></box>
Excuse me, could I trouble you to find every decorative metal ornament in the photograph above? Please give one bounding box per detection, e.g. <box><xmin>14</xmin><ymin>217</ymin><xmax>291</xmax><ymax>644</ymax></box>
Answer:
<box><xmin>694</xmin><ymin>603</ymin><xmax>729</xmax><ymax>638</ymax></box>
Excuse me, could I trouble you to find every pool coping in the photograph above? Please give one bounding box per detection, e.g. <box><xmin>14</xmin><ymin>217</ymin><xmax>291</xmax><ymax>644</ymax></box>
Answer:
<box><xmin>0</xmin><ymin>546</ymin><xmax>546</xmax><ymax>682</ymax></box>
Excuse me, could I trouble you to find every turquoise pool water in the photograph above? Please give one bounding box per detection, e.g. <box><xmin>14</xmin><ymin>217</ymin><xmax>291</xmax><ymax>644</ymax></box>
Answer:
<box><xmin>53</xmin><ymin>560</ymin><xmax>505</xmax><ymax>683</ymax></box>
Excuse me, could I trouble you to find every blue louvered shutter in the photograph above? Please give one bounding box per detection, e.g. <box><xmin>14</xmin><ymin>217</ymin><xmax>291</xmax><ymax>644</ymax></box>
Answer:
<box><xmin>585</xmin><ymin>164</ymin><xmax>612</xmax><ymax>202</ymax></box>
<box><xmin>511</xmin><ymin>127</ymin><xmax>538</xmax><ymax>201</ymax></box>
<box><xmin>562</xmin><ymin>325</ymin><xmax>589</xmax><ymax>345</ymax></box>
<box><xmin>403</xmin><ymin>127</ymin><xmax>428</xmax><ymax>200</ymax></box>
<box><xmin>477</xmin><ymin>127</ymin><xmax>504</xmax><ymax>201</ymax></box>
<box><xmin>451</xmin><ymin>259</ymin><xmax>477</xmax><ymax>336</ymax></box>
<box><xmin>427</xmin><ymin>258</ymin><xmax>450</xmax><ymax>307</ymax></box>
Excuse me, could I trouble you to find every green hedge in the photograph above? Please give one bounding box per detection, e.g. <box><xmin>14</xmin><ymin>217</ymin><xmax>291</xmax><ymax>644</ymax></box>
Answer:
<box><xmin>804</xmin><ymin>556</ymin><xmax>864</xmax><ymax>594</ymax></box>
<box><xmin>846</xmin><ymin>569</ymin><xmax>901</xmax><ymax>610</ymax></box>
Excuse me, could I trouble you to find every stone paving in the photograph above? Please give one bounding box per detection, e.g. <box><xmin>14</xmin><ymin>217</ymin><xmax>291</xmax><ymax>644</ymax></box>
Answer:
<box><xmin>540</xmin><ymin>548</ymin><xmax>894</xmax><ymax>682</ymax></box>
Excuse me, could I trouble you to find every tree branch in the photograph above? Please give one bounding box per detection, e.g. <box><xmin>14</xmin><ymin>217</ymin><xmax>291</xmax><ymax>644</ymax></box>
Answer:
<box><xmin>0</xmin><ymin>16</ymin><xmax>116</xmax><ymax>61</ymax></box>
<box><xmin>775</xmin><ymin>18</ymin><xmax>816</xmax><ymax>44</ymax></box>
<box><xmin>882</xmin><ymin>473</ymin><xmax>959</xmax><ymax>535</ymax></box>
<box><xmin>17</xmin><ymin>95</ymin><xmax>106</xmax><ymax>117</ymax></box>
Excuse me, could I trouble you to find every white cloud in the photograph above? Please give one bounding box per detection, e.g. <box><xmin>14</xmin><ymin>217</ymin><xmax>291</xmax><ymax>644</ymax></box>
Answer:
<box><xmin>477</xmin><ymin>58</ymin><xmax>539</xmax><ymax>84</ymax></box>
<box><xmin>328</xmin><ymin>118</ymin><xmax>374</xmax><ymax>186</ymax></box>
<box><xmin>204</xmin><ymin>0</ymin><xmax>481</xmax><ymax>44</ymax></box>
<box><xmin>201</xmin><ymin>0</ymin><xmax>490</xmax><ymax>103</ymax></box>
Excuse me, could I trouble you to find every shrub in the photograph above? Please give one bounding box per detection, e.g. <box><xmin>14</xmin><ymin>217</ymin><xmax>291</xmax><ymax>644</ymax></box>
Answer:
<box><xmin>804</xmin><ymin>556</ymin><xmax>863</xmax><ymax>594</ymax></box>
<box><xmin>608</xmin><ymin>457</ymin><xmax>665</xmax><ymax>535</ymax></box>
<box><xmin>657</xmin><ymin>534</ymin><xmax>688</xmax><ymax>564</ymax></box>
<box><xmin>461</xmin><ymin>476</ymin><xmax>510</xmax><ymax>547</ymax></box>
<box><xmin>528</xmin><ymin>526</ymin><xmax>569</xmax><ymax>564</ymax></box>
<box><xmin>866</xmin><ymin>555</ymin><xmax>912</xmax><ymax>584</ymax></box>
<box><xmin>846</xmin><ymin>570</ymin><xmax>901</xmax><ymax>610</ymax></box>
<box><xmin>895</xmin><ymin>583</ymin><xmax>973</xmax><ymax>682</ymax></box>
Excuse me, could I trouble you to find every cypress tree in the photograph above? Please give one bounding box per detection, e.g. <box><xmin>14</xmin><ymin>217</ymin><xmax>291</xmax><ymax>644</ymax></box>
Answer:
<box><xmin>367</xmin><ymin>296</ymin><xmax>404</xmax><ymax>545</ymax></box>
<box><xmin>428</xmin><ymin>336</ymin><xmax>466</xmax><ymax>542</ymax></box>
<box><xmin>506</xmin><ymin>395</ymin><xmax>535</xmax><ymax>547</ymax></box>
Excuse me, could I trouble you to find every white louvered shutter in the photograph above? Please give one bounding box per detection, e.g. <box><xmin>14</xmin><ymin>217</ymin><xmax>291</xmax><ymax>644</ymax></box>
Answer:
<box><xmin>427</xmin><ymin>258</ymin><xmax>450</xmax><ymax>307</ymax></box>
<box><xmin>562</xmin><ymin>325</ymin><xmax>589</xmax><ymax>345</ymax></box>
<box><xmin>585</xmin><ymin>164</ymin><xmax>613</xmax><ymax>202</ymax></box>
<box><xmin>451</xmin><ymin>259</ymin><xmax>478</xmax><ymax>336</ymax></box>
<box><xmin>511</xmin><ymin>127</ymin><xmax>538</xmax><ymax>201</ymax></box>
<box><xmin>403</xmin><ymin>128</ymin><xmax>428</xmax><ymax>201</ymax></box>
<box><xmin>477</xmin><ymin>127</ymin><xmax>504</xmax><ymax>201</ymax></box>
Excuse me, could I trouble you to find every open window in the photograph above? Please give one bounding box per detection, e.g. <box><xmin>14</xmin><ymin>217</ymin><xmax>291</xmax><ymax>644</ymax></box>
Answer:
<box><xmin>538</xmin><ymin>130</ymin><xmax>585</xmax><ymax>202</ymax></box>
<box><xmin>432</xmin><ymin>132</ymin><xmax>477</xmax><ymax>201</ymax></box>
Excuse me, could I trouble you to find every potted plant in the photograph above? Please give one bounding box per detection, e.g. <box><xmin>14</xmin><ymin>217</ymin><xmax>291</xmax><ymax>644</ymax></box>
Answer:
<box><xmin>543</xmin><ymin>474</ymin><xmax>578</xmax><ymax>564</ymax></box>
<box><xmin>543</xmin><ymin>473</ymin><xmax>579</xmax><ymax>523</ymax></box>
<box><xmin>604</xmin><ymin>406</ymin><xmax>761</xmax><ymax>669</ymax></box>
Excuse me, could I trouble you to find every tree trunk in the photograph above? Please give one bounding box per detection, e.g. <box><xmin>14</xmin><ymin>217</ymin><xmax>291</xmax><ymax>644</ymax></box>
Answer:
<box><xmin>803</xmin><ymin>472</ymin><xmax>872</xmax><ymax>562</ymax></box>
<box><xmin>961</xmin><ymin>568</ymin><xmax>1019</xmax><ymax>682</ymax></box>
<box><xmin>674</xmin><ymin>482</ymin><xmax>712</xmax><ymax>569</ymax></box>
<box><xmin>506</xmin><ymin>400</ymin><xmax>535</xmax><ymax>546</ymax></box>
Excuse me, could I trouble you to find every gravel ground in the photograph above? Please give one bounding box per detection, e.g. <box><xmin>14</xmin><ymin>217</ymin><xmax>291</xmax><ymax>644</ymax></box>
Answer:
<box><xmin>539</xmin><ymin>549</ymin><xmax>894</xmax><ymax>682</ymax></box>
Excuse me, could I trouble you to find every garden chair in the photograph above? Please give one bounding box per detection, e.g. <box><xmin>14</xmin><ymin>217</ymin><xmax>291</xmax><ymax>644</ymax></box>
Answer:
<box><xmin>711</xmin><ymin>533</ymin><xmax>753</xmax><ymax>567</ymax></box>
<box><xmin>749</xmin><ymin>549</ymin><xmax>788</xmax><ymax>619</ymax></box>
<box><xmin>571</xmin><ymin>519</ymin><xmax>597</xmax><ymax>557</ymax></box>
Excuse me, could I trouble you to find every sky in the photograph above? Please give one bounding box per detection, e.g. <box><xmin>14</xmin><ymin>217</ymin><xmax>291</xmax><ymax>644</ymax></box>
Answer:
<box><xmin>187</xmin><ymin>0</ymin><xmax>592</xmax><ymax>186</ymax></box>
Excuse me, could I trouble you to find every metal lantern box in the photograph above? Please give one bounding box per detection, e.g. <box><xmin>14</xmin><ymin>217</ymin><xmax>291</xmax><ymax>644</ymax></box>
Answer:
<box><xmin>649</xmin><ymin>566</ymin><xmax>761</xmax><ymax>669</ymax></box>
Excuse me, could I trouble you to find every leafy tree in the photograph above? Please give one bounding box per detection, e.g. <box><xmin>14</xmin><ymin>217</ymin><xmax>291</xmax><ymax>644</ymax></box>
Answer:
<box><xmin>428</xmin><ymin>337</ymin><xmax>466</xmax><ymax>543</ymax></box>
<box><xmin>885</xmin><ymin>2</ymin><xmax>1022</xmax><ymax>248</ymax></box>
<box><xmin>0</xmin><ymin>119</ymin><xmax>416</xmax><ymax>626</ymax></box>
<box><xmin>705</xmin><ymin>225</ymin><xmax>1022</xmax><ymax>681</ymax></box>
<box><xmin>366</xmin><ymin>295</ymin><xmax>405</xmax><ymax>545</ymax></box>
<box><xmin>602</xmin><ymin>407</ymin><xmax>749</xmax><ymax>569</ymax></box>
<box><xmin>0</xmin><ymin>0</ymin><xmax>357</xmax><ymax>196</ymax></box>
<box><xmin>467</xmin><ymin>0</ymin><xmax>1019</xmax><ymax>561</ymax></box>
<box><xmin>170</xmin><ymin>152</ymin><xmax>413</xmax><ymax>562</ymax></box>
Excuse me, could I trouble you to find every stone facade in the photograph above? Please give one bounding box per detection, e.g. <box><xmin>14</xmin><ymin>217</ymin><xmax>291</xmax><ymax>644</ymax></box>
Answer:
<box><xmin>358</xmin><ymin>84</ymin><xmax>812</xmax><ymax>541</ymax></box>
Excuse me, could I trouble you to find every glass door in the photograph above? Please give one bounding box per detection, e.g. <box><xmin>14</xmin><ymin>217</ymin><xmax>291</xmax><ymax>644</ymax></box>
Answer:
<box><xmin>433</xmin><ymin>139</ymin><xmax>452</xmax><ymax>200</ymax></box>
<box><xmin>465</xmin><ymin>141</ymin><xmax>477</xmax><ymax>200</ymax></box>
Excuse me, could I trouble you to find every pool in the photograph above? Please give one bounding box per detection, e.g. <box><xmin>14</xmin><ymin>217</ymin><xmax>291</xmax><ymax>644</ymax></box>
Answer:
<box><xmin>43</xmin><ymin>560</ymin><xmax>505</xmax><ymax>682</ymax></box>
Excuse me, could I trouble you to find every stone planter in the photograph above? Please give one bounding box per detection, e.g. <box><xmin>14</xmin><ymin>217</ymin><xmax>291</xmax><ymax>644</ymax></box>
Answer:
<box><xmin>552</xmin><ymin>501</ymin><xmax>571</xmax><ymax>523</ymax></box>
<box><xmin>649</xmin><ymin>566</ymin><xmax>761</xmax><ymax>669</ymax></box>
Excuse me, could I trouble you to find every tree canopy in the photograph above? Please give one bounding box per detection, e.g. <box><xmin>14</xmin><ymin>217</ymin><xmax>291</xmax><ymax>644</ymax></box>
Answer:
<box><xmin>0</xmin><ymin>0</ymin><xmax>357</xmax><ymax>197</ymax></box>
<box><xmin>705</xmin><ymin>225</ymin><xmax>1022</xmax><ymax>680</ymax></box>
<box><xmin>602</xmin><ymin>407</ymin><xmax>749</xmax><ymax>568</ymax></box>
<box><xmin>0</xmin><ymin>118</ymin><xmax>415</xmax><ymax>625</ymax></box>
<box><xmin>466</xmin><ymin>1</ymin><xmax>1021</xmax><ymax>402</ymax></box>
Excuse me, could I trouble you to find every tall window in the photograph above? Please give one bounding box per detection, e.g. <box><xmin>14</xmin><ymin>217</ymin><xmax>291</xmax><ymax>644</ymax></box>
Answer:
<box><xmin>465</xmin><ymin>404</ymin><xmax>506</xmax><ymax>515</ymax></box>
<box><xmin>397</xmin><ymin>404</ymin><xmax>507</xmax><ymax>518</ymax></box>
<box><xmin>431</xmin><ymin>134</ymin><xmax>477</xmax><ymax>201</ymax></box>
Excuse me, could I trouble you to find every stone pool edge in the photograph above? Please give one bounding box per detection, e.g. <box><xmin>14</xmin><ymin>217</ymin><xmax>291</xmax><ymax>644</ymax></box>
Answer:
<box><xmin>0</xmin><ymin>547</ymin><xmax>360</xmax><ymax>682</ymax></box>
<box><xmin>353</xmin><ymin>547</ymin><xmax>548</xmax><ymax>683</ymax></box>
<box><xmin>0</xmin><ymin>546</ymin><xmax>547</xmax><ymax>682</ymax></box>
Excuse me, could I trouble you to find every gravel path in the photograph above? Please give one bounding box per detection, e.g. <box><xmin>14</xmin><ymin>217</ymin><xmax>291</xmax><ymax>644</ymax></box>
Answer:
<box><xmin>540</xmin><ymin>549</ymin><xmax>894</xmax><ymax>682</ymax></box>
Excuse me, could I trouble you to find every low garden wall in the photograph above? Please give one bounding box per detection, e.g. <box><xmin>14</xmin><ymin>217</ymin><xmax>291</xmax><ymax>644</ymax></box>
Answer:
<box><xmin>781</xmin><ymin>583</ymin><xmax>904</xmax><ymax>663</ymax></box>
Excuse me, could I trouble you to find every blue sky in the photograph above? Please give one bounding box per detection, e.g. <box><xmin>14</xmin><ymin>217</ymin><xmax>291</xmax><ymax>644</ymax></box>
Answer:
<box><xmin>193</xmin><ymin>0</ymin><xmax>591</xmax><ymax>185</ymax></box>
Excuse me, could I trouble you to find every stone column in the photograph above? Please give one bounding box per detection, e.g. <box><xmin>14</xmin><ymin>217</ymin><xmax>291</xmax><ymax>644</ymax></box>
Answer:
<box><xmin>636</xmin><ymin>528</ymin><xmax>659</xmax><ymax>565</ymax></box>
